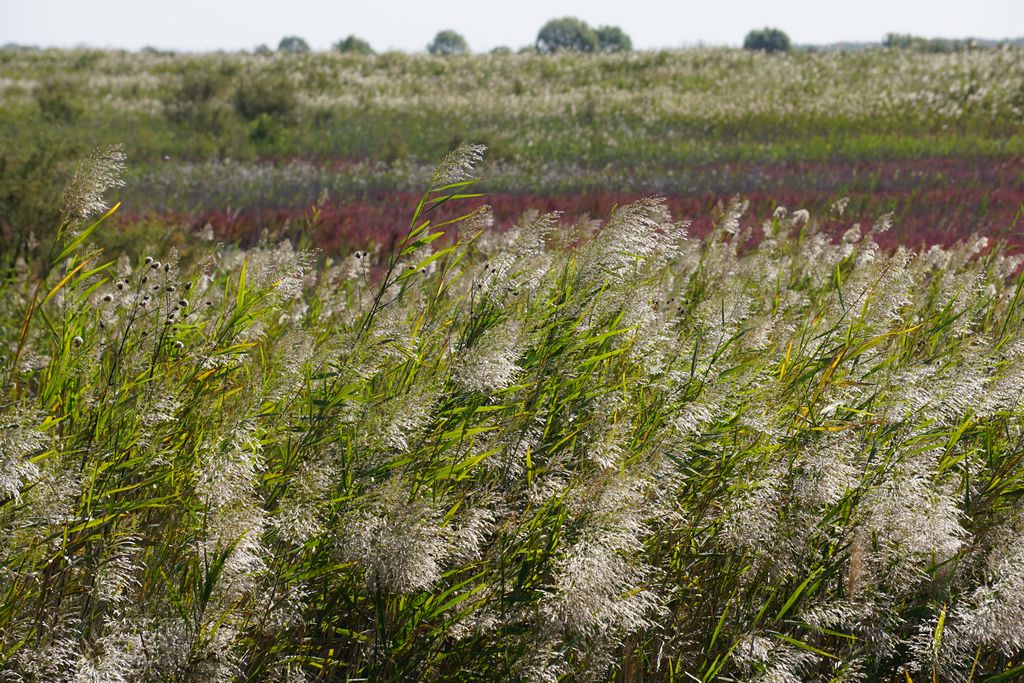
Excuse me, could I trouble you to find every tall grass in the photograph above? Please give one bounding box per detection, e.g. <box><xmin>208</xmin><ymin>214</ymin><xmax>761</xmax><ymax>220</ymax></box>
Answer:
<box><xmin>1</xmin><ymin>146</ymin><xmax>1023</xmax><ymax>681</ymax></box>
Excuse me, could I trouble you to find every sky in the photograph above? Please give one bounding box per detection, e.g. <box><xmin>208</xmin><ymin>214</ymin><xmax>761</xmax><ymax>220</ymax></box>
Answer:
<box><xmin>1</xmin><ymin>0</ymin><xmax>1021</xmax><ymax>53</ymax></box>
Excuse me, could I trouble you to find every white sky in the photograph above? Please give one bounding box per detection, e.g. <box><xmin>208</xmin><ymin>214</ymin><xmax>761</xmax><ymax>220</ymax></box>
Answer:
<box><xmin>1</xmin><ymin>0</ymin><xmax>1021</xmax><ymax>53</ymax></box>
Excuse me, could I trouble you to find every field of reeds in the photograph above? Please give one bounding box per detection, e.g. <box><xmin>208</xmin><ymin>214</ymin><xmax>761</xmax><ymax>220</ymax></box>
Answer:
<box><xmin>2</xmin><ymin>44</ymin><xmax>1024</xmax><ymax>682</ymax></box>
<box><xmin>1</xmin><ymin>140</ymin><xmax>1023</xmax><ymax>681</ymax></box>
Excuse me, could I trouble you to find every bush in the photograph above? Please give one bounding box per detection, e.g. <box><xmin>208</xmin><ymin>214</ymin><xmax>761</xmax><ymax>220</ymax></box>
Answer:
<box><xmin>334</xmin><ymin>35</ymin><xmax>374</xmax><ymax>55</ymax></box>
<box><xmin>248</xmin><ymin>112</ymin><xmax>283</xmax><ymax>146</ymax></box>
<box><xmin>278</xmin><ymin>36</ymin><xmax>311</xmax><ymax>54</ymax></box>
<box><xmin>536</xmin><ymin>17</ymin><xmax>598</xmax><ymax>54</ymax></box>
<box><xmin>743</xmin><ymin>27</ymin><xmax>791</xmax><ymax>53</ymax></box>
<box><xmin>233</xmin><ymin>74</ymin><xmax>297</xmax><ymax>122</ymax></box>
<box><xmin>0</xmin><ymin>134</ymin><xmax>78</xmax><ymax>265</ymax></box>
<box><xmin>427</xmin><ymin>30</ymin><xmax>469</xmax><ymax>56</ymax></box>
<box><xmin>164</xmin><ymin>69</ymin><xmax>234</xmax><ymax>133</ymax></box>
<box><xmin>34</xmin><ymin>77</ymin><xmax>82</xmax><ymax>123</ymax></box>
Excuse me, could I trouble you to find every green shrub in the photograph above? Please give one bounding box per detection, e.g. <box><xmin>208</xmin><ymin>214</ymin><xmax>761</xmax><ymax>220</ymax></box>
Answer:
<box><xmin>34</xmin><ymin>77</ymin><xmax>82</xmax><ymax>123</ymax></box>
<box><xmin>233</xmin><ymin>74</ymin><xmax>297</xmax><ymax>122</ymax></box>
<box><xmin>164</xmin><ymin>68</ymin><xmax>235</xmax><ymax>134</ymax></box>
<box><xmin>0</xmin><ymin>138</ymin><xmax>78</xmax><ymax>265</ymax></box>
<box><xmin>248</xmin><ymin>111</ymin><xmax>283</xmax><ymax>146</ymax></box>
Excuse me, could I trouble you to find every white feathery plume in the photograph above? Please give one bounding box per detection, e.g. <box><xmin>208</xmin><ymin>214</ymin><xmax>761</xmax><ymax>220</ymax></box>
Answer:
<box><xmin>430</xmin><ymin>143</ymin><xmax>486</xmax><ymax>189</ymax></box>
<box><xmin>340</xmin><ymin>477</ymin><xmax>447</xmax><ymax>593</ymax></box>
<box><xmin>947</xmin><ymin>528</ymin><xmax>1024</xmax><ymax>658</ymax></box>
<box><xmin>541</xmin><ymin>474</ymin><xmax>662</xmax><ymax>639</ymax></box>
<box><xmin>575</xmin><ymin>197</ymin><xmax>684</xmax><ymax>288</ymax></box>
<box><xmin>61</xmin><ymin>144</ymin><xmax>126</xmax><ymax>222</ymax></box>
<box><xmin>453</xmin><ymin>319</ymin><xmax>523</xmax><ymax>394</ymax></box>
<box><xmin>0</xmin><ymin>408</ymin><xmax>47</xmax><ymax>502</ymax></box>
<box><xmin>860</xmin><ymin>457</ymin><xmax>966</xmax><ymax>577</ymax></box>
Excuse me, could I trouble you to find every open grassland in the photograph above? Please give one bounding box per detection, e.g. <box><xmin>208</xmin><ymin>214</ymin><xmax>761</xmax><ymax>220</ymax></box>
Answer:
<box><xmin>1</xmin><ymin>47</ymin><xmax>1022</xmax><ymax>257</ymax></box>
<box><xmin>3</xmin><ymin>48</ymin><xmax>1022</xmax><ymax>163</ymax></box>
<box><xmin>2</xmin><ymin>146</ymin><xmax>1024</xmax><ymax>681</ymax></box>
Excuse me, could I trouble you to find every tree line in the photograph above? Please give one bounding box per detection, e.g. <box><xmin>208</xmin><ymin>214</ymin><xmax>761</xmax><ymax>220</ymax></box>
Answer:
<box><xmin>274</xmin><ymin>26</ymin><xmax>1013</xmax><ymax>57</ymax></box>
<box><xmin>271</xmin><ymin>20</ymin><xmax>798</xmax><ymax>56</ymax></box>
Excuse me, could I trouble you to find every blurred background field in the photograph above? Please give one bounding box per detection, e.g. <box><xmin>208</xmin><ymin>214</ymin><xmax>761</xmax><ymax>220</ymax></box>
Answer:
<box><xmin>2</xmin><ymin>45</ymin><xmax>1022</xmax><ymax>259</ymax></box>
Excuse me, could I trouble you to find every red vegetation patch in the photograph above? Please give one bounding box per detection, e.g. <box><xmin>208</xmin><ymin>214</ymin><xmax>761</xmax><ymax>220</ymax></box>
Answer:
<box><xmin>119</xmin><ymin>185</ymin><xmax>1021</xmax><ymax>255</ymax></box>
<box><xmin>114</xmin><ymin>155</ymin><xmax>1024</xmax><ymax>255</ymax></box>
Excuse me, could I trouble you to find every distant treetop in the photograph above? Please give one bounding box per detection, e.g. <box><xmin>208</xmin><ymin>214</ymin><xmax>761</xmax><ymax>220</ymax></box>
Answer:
<box><xmin>595</xmin><ymin>25</ymin><xmax>633</xmax><ymax>53</ymax></box>
<box><xmin>278</xmin><ymin>36</ymin><xmax>311</xmax><ymax>54</ymax></box>
<box><xmin>536</xmin><ymin>17</ymin><xmax>632</xmax><ymax>54</ymax></box>
<box><xmin>428</xmin><ymin>30</ymin><xmax>469</xmax><ymax>56</ymax></box>
<box><xmin>335</xmin><ymin>35</ymin><xmax>374</xmax><ymax>55</ymax></box>
<box><xmin>536</xmin><ymin>17</ymin><xmax>597</xmax><ymax>54</ymax></box>
<box><xmin>743</xmin><ymin>28</ymin><xmax>791</xmax><ymax>53</ymax></box>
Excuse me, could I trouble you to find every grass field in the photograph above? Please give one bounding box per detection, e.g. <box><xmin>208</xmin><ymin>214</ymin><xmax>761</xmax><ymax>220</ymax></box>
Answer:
<box><xmin>1</xmin><ymin>46</ymin><xmax>1024</xmax><ymax>682</ymax></box>
<box><xmin>2</xmin><ymin>46</ymin><xmax>1022</xmax><ymax>256</ymax></box>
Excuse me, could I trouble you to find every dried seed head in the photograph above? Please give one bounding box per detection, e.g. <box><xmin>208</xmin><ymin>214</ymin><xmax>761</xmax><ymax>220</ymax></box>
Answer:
<box><xmin>430</xmin><ymin>142</ymin><xmax>486</xmax><ymax>189</ymax></box>
<box><xmin>60</xmin><ymin>144</ymin><xmax>126</xmax><ymax>221</ymax></box>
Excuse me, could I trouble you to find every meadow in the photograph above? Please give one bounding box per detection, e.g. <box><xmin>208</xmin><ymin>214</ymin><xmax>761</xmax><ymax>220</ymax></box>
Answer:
<box><xmin>1</xmin><ymin>45</ymin><xmax>1024</xmax><ymax>682</ymax></box>
<box><xmin>1</xmin><ymin>46</ymin><xmax>1022</xmax><ymax>254</ymax></box>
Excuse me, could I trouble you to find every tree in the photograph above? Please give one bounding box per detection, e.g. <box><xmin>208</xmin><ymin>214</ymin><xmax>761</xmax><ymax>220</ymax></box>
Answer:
<box><xmin>335</xmin><ymin>35</ymin><xmax>374</xmax><ymax>55</ymax></box>
<box><xmin>596</xmin><ymin>25</ymin><xmax>633</xmax><ymax>53</ymax></box>
<box><xmin>428</xmin><ymin>30</ymin><xmax>469</xmax><ymax>56</ymax></box>
<box><xmin>742</xmin><ymin>28</ymin><xmax>791</xmax><ymax>53</ymax></box>
<box><xmin>278</xmin><ymin>36</ymin><xmax>311</xmax><ymax>54</ymax></box>
<box><xmin>536</xmin><ymin>17</ymin><xmax>598</xmax><ymax>54</ymax></box>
